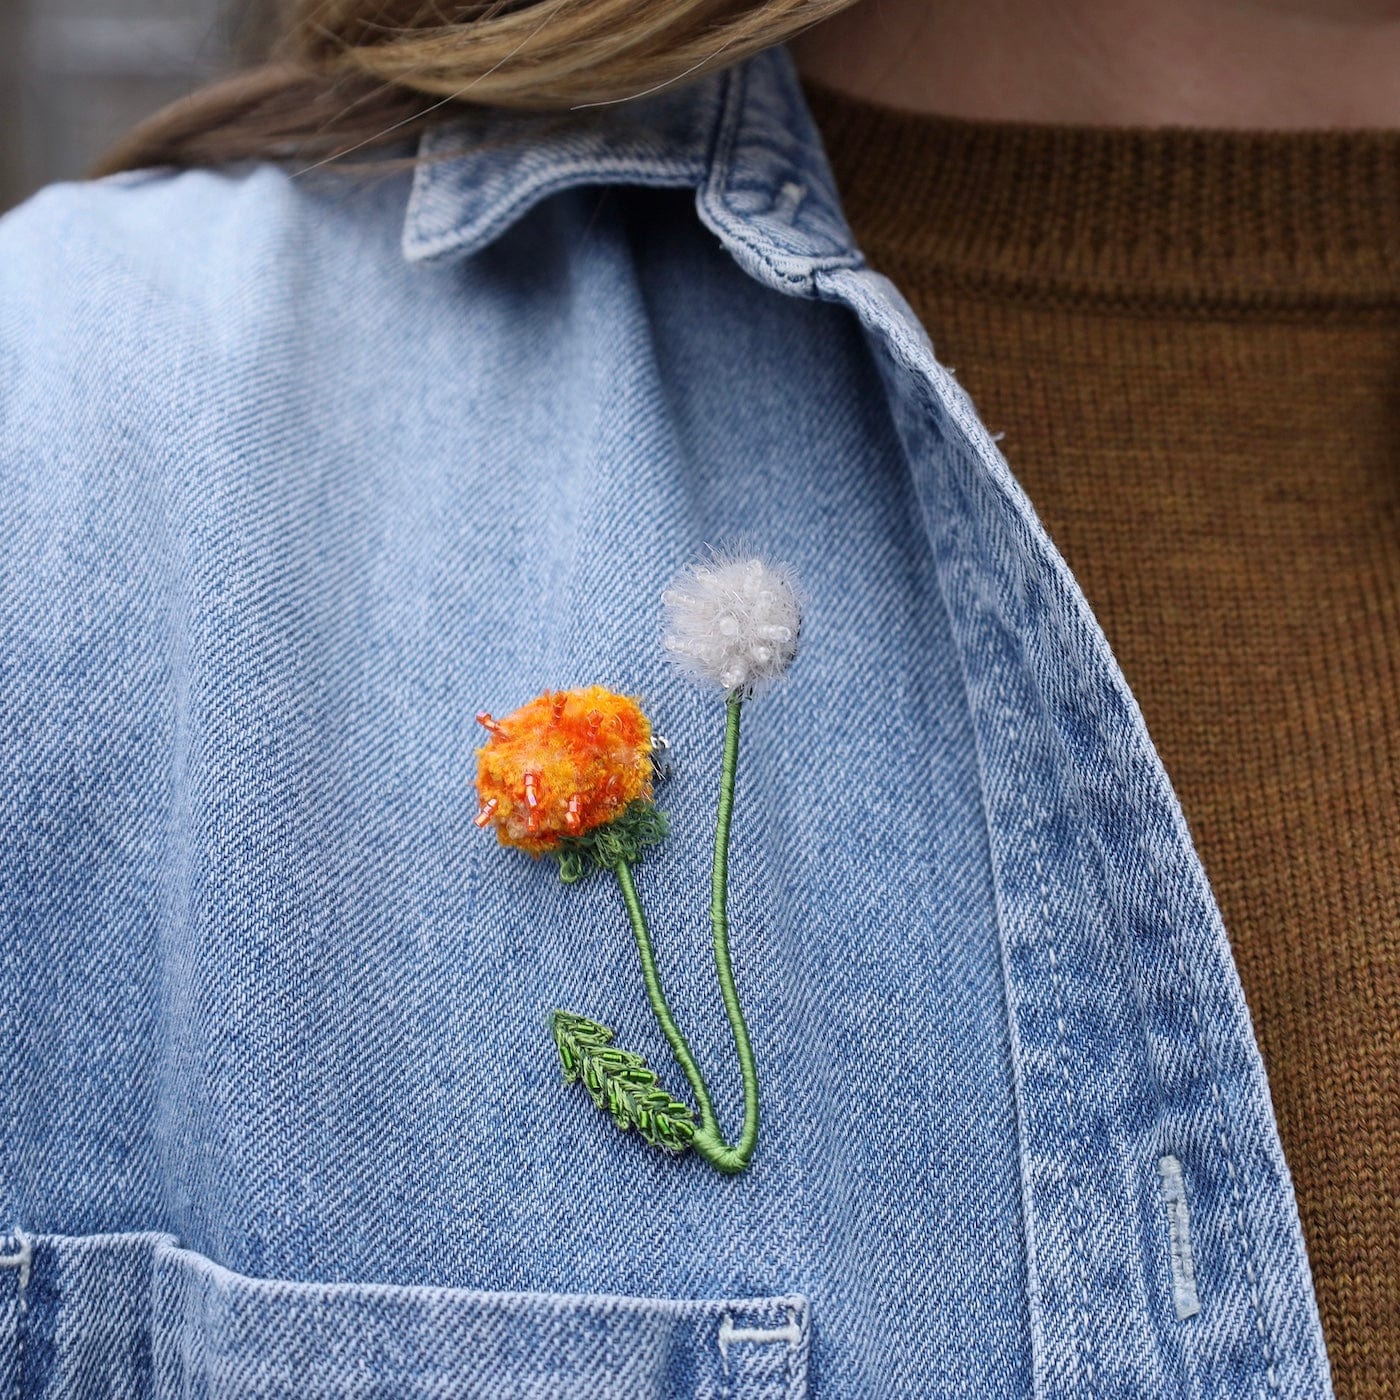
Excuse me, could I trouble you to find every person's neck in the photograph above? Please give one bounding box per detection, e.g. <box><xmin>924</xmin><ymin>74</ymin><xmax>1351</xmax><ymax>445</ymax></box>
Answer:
<box><xmin>789</xmin><ymin>0</ymin><xmax>1400</xmax><ymax>128</ymax></box>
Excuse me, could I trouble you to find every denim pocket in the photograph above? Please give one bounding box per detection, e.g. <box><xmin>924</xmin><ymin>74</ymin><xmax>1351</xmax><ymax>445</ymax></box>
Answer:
<box><xmin>4</xmin><ymin>1232</ymin><xmax>809</xmax><ymax>1399</ymax></box>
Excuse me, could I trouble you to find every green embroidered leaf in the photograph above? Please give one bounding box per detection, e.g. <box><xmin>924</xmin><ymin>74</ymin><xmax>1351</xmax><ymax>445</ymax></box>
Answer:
<box><xmin>551</xmin><ymin>1010</ymin><xmax>696</xmax><ymax>1154</ymax></box>
<box><xmin>551</xmin><ymin>800</ymin><xmax>668</xmax><ymax>884</ymax></box>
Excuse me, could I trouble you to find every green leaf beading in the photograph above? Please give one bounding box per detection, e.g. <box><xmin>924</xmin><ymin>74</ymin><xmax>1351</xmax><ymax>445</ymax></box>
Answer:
<box><xmin>550</xmin><ymin>1010</ymin><xmax>696</xmax><ymax>1154</ymax></box>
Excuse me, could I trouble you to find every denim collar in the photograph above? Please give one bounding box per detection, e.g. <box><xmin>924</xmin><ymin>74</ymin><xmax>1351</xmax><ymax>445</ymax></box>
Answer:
<box><xmin>400</xmin><ymin>43</ymin><xmax>863</xmax><ymax>295</ymax></box>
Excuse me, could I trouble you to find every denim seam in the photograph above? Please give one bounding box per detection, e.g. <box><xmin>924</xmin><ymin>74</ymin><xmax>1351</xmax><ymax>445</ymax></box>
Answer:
<box><xmin>1145</xmin><ymin>842</ymin><xmax>1280</xmax><ymax>1393</ymax></box>
<box><xmin>836</xmin><ymin>278</ymin><xmax>1101</xmax><ymax>1390</ymax></box>
<box><xmin>717</xmin><ymin>1309</ymin><xmax>735</xmax><ymax>1400</ymax></box>
<box><xmin>0</xmin><ymin>1231</ymin><xmax>31</xmax><ymax>1400</ymax></box>
<box><xmin>826</xmin><ymin>260</ymin><xmax>1300</xmax><ymax>1391</ymax></box>
<box><xmin>700</xmin><ymin>63</ymin><xmax>864</xmax><ymax>290</ymax></box>
<box><xmin>868</xmin><ymin>235</ymin><xmax>1286</xmax><ymax>1381</ymax></box>
<box><xmin>1028</xmin><ymin>571</ymin><xmax>1283</xmax><ymax>1393</ymax></box>
<box><xmin>989</xmin><ymin>654</ymin><xmax>1099</xmax><ymax>1400</ymax></box>
<box><xmin>929</xmin><ymin>577</ymin><xmax>1049</xmax><ymax>1392</ymax></box>
<box><xmin>821</xmin><ymin>270</ymin><xmax>1097</xmax><ymax>1392</ymax></box>
<box><xmin>405</xmin><ymin>155</ymin><xmax>707</xmax><ymax>263</ymax></box>
<box><xmin>785</xmin><ymin>1303</ymin><xmax>808</xmax><ymax>1400</ymax></box>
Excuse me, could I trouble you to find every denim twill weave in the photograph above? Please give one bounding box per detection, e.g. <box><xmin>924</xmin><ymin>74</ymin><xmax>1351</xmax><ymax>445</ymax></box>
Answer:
<box><xmin>0</xmin><ymin>41</ymin><xmax>1332</xmax><ymax>1399</ymax></box>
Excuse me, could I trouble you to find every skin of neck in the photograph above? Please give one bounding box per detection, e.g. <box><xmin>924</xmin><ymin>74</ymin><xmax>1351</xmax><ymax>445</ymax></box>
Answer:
<box><xmin>789</xmin><ymin>0</ymin><xmax>1400</xmax><ymax>128</ymax></box>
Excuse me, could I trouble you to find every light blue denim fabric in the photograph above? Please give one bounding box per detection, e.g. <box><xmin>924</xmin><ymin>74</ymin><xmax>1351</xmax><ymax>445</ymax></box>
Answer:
<box><xmin>0</xmin><ymin>42</ymin><xmax>1333</xmax><ymax>1399</ymax></box>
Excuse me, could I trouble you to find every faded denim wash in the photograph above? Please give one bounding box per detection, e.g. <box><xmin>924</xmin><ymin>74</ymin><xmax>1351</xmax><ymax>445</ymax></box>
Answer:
<box><xmin>0</xmin><ymin>41</ymin><xmax>1333</xmax><ymax>1399</ymax></box>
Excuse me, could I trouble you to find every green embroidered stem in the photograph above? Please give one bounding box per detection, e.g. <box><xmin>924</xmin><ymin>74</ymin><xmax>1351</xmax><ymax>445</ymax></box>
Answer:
<box><xmin>613</xmin><ymin>860</ymin><xmax>718</xmax><ymax>1133</ymax></box>
<box><xmin>608</xmin><ymin>690</ymin><xmax>759</xmax><ymax>1176</ymax></box>
<box><xmin>703</xmin><ymin>690</ymin><xmax>760</xmax><ymax>1172</ymax></box>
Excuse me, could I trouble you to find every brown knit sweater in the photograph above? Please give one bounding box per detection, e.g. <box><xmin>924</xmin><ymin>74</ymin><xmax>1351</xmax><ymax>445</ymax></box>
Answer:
<box><xmin>801</xmin><ymin>78</ymin><xmax>1400</xmax><ymax>1397</ymax></box>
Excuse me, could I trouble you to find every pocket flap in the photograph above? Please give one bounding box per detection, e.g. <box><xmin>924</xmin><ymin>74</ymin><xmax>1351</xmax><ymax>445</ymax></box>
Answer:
<box><xmin>6</xmin><ymin>1232</ymin><xmax>809</xmax><ymax>1399</ymax></box>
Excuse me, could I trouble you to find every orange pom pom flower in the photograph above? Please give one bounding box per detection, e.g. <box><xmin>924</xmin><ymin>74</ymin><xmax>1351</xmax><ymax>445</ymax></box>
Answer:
<box><xmin>473</xmin><ymin>686</ymin><xmax>664</xmax><ymax>870</ymax></box>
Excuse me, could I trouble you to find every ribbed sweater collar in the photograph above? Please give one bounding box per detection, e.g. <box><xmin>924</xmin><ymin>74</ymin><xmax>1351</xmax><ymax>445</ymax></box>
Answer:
<box><xmin>802</xmin><ymin>75</ymin><xmax>1400</xmax><ymax>310</ymax></box>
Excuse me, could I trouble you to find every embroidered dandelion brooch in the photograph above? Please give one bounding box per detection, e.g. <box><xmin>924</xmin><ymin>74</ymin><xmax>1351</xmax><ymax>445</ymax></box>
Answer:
<box><xmin>473</xmin><ymin>555</ymin><xmax>801</xmax><ymax>1175</ymax></box>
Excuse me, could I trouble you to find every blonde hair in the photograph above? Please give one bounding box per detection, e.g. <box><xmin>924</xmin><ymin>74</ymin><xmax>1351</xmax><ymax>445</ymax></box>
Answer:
<box><xmin>96</xmin><ymin>0</ymin><xmax>857</xmax><ymax>175</ymax></box>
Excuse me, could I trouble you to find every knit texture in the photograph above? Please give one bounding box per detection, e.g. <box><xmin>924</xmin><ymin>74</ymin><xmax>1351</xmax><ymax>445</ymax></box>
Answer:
<box><xmin>803</xmin><ymin>78</ymin><xmax>1400</xmax><ymax>1398</ymax></box>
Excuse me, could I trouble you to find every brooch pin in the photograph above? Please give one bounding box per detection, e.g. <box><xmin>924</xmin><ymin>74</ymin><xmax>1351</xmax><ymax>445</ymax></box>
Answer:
<box><xmin>474</xmin><ymin>555</ymin><xmax>801</xmax><ymax>1175</ymax></box>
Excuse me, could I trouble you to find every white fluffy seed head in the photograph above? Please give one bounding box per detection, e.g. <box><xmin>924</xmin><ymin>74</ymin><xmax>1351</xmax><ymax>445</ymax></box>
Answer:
<box><xmin>661</xmin><ymin>554</ymin><xmax>802</xmax><ymax>696</ymax></box>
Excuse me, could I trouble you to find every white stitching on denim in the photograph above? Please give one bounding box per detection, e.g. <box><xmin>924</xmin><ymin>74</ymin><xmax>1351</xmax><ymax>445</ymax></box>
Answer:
<box><xmin>1028</xmin><ymin>811</ymin><xmax>1099</xmax><ymax>1398</ymax></box>
<box><xmin>1159</xmin><ymin>1155</ymin><xmax>1202</xmax><ymax>1319</ymax></box>
<box><xmin>772</xmin><ymin>182</ymin><xmax>807</xmax><ymax>223</ymax></box>
<box><xmin>1001</xmin><ymin>708</ymin><xmax>1099</xmax><ymax>1400</ymax></box>
<box><xmin>718</xmin><ymin>1309</ymin><xmax>804</xmax><ymax>1362</ymax></box>
<box><xmin>785</xmin><ymin>1306</ymin><xmax>797</xmax><ymax>1399</ymax></box>
<box><xmin>783</xmin><ymin>1307</ymin><xmax>806</xmax><ymax>1400</ymax></box>
<box><xmin>1022</xmin><ymin>509</ymin><xmax>1282</xmax><ymax>1393</ymax></box>
<box><xmin>0</xmin><ymin>1243</ymin><xmax>29</xmax><ymax>1288</ymax></box>
<box><xmin>1</xmin><ymin>1232</ymin><xmax>32</xmax><ymax>1400</ymax></box>
<box><xmin>910</xmin><ymin>416</ymin><xmax>1103</xmax><ymax>1389</ymax></box>
<box><xmin>718</xmin><ymin>1310</ymin><xmax>733</xmax><ymax>1400</ymax></box>
<box><xmin>861</xmin><ymin>341</ymin><xmax>1101</xmax><ymax>1394</ymax></box>
<box><xmin>1156</xmin><ymin>871</ymin><xmax>1280</xmax><ymax>1392</ymax></box>
<box><xmin>717</xmin><ymin>1308</ymin><xmax>805</xmax><ymax>1399</ymax></box>
<box><xmin>918</xmin><ymin>413</ymin><xmax>1101</xmax><ymax>1391</ymax></box>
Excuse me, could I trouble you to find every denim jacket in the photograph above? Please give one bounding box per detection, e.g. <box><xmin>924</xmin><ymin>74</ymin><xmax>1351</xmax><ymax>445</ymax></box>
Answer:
<box><xmin>0</xmin><ymin>41</ymin><xmax>1334</xmax><ymax>1400</ymax></box>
